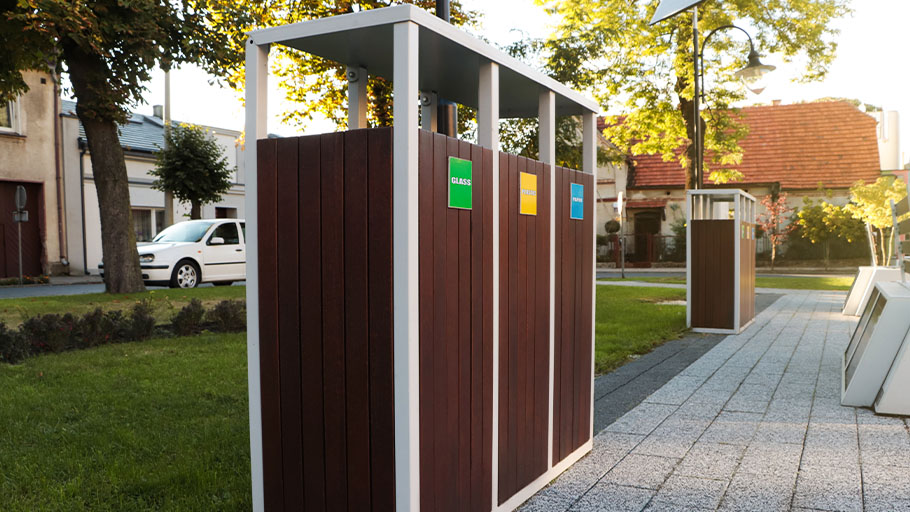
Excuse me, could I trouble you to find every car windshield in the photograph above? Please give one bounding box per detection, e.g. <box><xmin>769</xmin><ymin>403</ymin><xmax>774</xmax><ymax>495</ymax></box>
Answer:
<box><xmin>152</xmin><ymin>221</ymin><xmax>216</xmax><ymax>243</ymax></box>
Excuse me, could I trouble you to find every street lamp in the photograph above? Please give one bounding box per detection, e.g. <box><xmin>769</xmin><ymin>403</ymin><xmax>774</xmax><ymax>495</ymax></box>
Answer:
<box><xmin>695</xmin><ymin>24</ymin><xmax>775</xmax><ymax>187</ymax></box>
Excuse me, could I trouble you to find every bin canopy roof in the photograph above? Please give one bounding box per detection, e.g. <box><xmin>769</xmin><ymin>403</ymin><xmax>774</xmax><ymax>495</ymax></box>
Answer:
<box><xmin>248</xmin><ymin>4</ymin><xmax>600</xmax><ymax>118</ymax></box>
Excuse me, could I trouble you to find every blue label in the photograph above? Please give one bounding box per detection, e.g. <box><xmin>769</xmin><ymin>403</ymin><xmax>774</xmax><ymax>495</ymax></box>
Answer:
<box><xmin>570</xmin><ymin>183</ymin><xmax>584</xmax><ymax>220</ymax></box>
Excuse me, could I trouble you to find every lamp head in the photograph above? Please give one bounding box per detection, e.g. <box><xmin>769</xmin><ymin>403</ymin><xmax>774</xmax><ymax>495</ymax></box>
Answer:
<box><xmin>734</xmin><ymin>49</ymin><xmax>776</xmax><ymax>94</ymax></box>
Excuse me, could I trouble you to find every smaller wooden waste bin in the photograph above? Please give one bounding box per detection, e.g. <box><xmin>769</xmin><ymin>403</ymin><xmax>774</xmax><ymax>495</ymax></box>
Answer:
<box><xmin>686</xmin><ymin>190</ymin><xmax>756</xmax><ymax>334</ymax></box>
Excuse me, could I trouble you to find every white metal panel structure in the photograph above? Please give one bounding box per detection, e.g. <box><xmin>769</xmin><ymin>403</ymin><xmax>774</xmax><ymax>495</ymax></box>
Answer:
<box><xmin>841</xmin><ymin>281</ymin><xmax>910</xmax><ymax>407</ymax></box>
<box><xmin>874</xmin><ymin>319</ymin><xmax>910</xmax><ymax>415</ymax></box>
<box><xmin>842</xmin><ymin>266</ymin><xmax>904</xmax><ymax>316</ymax></box>
<box><xmin>244</xmin><ymin>5</ymin><xmax>600</xmax><ymax>511</ymax></box>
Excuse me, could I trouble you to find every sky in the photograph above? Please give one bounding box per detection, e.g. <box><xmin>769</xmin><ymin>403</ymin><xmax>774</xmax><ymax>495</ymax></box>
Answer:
<box><xmin>96</xmin><ymin>0</ymin><xmax>910</xmax><ymax>167</ymax></box>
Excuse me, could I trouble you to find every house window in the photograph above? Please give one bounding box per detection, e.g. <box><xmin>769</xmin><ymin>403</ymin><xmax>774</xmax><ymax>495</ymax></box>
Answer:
<box><xmin>0</xmin><ymin>99</ymin><xmax>20</xmax><ymax>134</ymax></box>
<box><xmin>133</xmin><ymin>209</ymin><xmax>153</xmax><ymax>242</ymax></box>
<box><xmin>215</xmin><ymin>206</ymin><xmax>237</xmax><ymax>219</ymax></box>
<box><xmin>133</xmin><ymin>208</ymin><xmax>165</xmax><ymax>242</ymax></box>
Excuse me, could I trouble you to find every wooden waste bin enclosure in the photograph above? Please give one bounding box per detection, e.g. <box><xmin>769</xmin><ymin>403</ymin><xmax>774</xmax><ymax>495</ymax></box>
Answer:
<box><xmin>686</xmin><ymin>189</ymin><xmax>756</xmax><ymax>334</ymax></box>
<box><xmin>256</xmin><ymin>127</ymin><xmax>594</xmax><ymax>511</ymax></box>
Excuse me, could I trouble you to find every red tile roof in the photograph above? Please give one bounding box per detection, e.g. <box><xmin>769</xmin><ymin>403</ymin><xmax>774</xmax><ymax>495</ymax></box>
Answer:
<box><xmin>617</xmin><ymin>101</ymin><xmax>882</xmax><ymax>190</ymax></box>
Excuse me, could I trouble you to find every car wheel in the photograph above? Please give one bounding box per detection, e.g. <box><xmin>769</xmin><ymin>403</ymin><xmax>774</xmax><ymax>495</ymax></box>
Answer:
<box><xmin>213</xmin><ymin>281</ymin><xmax>232</xmax><ymax>287</ymax></box>
<box><xmin>170</xmin><ymin>260</ymin><xmax>200</xmax><ymax>289</ymax></box>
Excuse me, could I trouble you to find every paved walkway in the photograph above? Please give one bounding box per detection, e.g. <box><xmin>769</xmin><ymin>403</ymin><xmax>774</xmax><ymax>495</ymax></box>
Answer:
<box><xmin>522</xmin><ymin>291</ymin><xmax>910</xmax><ymax>512</ymax></box>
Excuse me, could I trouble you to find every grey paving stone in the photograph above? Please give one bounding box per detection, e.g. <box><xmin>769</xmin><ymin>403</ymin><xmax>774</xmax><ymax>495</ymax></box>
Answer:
<box><xmin>699</xmin><ymin>411</ymin><xmax>763</xmax><ymax>445</ymax></box>
<box><xmin>793</xmin><ymin>463</ymin><xmax>863</xmax><ymax>512</ymax></box>
<box><xmin>862</xmin><ymin>463</ymin><xmax>910</xmax><ymax>509</ymax></box>
<box><xmin>568</xmin><ymin>483</ymin><xmax>654</xmax><ymax>512</ymax></box>
<box><xmin>643</xmin><ymin>375</ymin><xmax>705</xmax><ymax>406</ymax></box>
<box><xmin>857</xmin><ymin>422</ymin><xmax>910</xmax><ymax>468</ymax></box>
<box><xmin>752</xmin><ymin>419</ymin><xmax>808</xmax><ymax>445</ymax></box>
<box><xmin>518</xmin><ymin>486</ymin><xmax>575</xmax><ymax>512</ymax></box>
<box><xmin>641</xmin><ymin>501</ymin><xmax>712</xmax><ymax>512</ymax></box>
<box><xmin>737</xmin><ymin>441</ymin><xmax>802</xmax><ymax>478</ymax></box>
<box><xmin>718</xmin><ymin>473</ymin><xmax>796</xmax><ymax>512</ymax></box>
<box><xmin>652</xmin><ymin>475</ymin><xmax>728</xmax><ymax>509</ymax></box>
<box><xmin>632</xmin><ymin>416</ymin><xmax>712</xmax><ymax>458</ymax></box>
<box><xmin>605</xmin><ymin>403</ymin><xmax>677</xmax><ymax>436</ymax></box>
<box><xmin>801</xmin><ymin>422</ymin><xmax>859</xmax><ymax>468</ymax></box>
<box><xmin>603</xmin><ymin>454</ymin><xmax>679</xmax><ymax>489</ymax></box>
<box><xmin>674</xmin><ymin>399</ymin><xmax>724</xmax><ymax>420</ymax></box>
<box><xmin>674</xmin><ymin>442</ymin><xmax>745</xmax><ymax>480</ymax></box>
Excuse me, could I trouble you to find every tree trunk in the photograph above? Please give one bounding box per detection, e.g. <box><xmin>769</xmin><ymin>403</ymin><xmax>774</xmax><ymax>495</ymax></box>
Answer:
<box><xmin>824</xmin><ymin>241</ymin><xmax>830</xmax><ymax>270</ymax></box>
<box><xmin>676</xmin><ymin>75</ymin><xmax>705</xmax><ymax>191</ymax></box>
<box><xmin>879</xmin><ymin>228</ymin><xmax>887</xmax><ymax>266</ymax></box>
<box><xmin>191</xmin><ymin>201</ymin><xmax>202</xmax><ymax>220</ymax></box>
<box><xmin>63</xmin><ymin>41</ymin><xmax>145</xmax><ymax>294</ymax></box>
<box><xmin>771</xmin><ymin>244</ymin><xmax>776</xmax><ymax>271</ymax></box>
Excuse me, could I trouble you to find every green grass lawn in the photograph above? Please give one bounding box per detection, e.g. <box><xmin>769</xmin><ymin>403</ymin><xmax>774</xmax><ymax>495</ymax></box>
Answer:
<box><xmin>0</xmin><ymin>286</ymin><xmax>246</xmax><ymax>327</ymax></box>
<box><xmin>0</xmin><ymin>333</ymin><xmax>250</xmax><ymax>511</ymax></box>
<box><xmin>0</xmin><ymin>284</ymin><xmax>684</xmax><ymax>508</ymax></box>
<box><xmin>600</xmin><ymin>275</ymin><xmax>853</xmax><ymax>291</ymax></box>
<box><xmin>595</xmin><ymin>284</ymin><xmax>687</xmax><ymax>374</ymax></box>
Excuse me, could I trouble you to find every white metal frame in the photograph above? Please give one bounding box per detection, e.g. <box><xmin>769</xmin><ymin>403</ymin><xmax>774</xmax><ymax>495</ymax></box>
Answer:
<box><xmin>685</xmin><ymin>189</ymin><xmax>756</xmax><ymax>335</ymax></box>
<box><xmin>244</xmin><ymin>6</ymin><xmax>600</xmax><ymax>511</ymax></box>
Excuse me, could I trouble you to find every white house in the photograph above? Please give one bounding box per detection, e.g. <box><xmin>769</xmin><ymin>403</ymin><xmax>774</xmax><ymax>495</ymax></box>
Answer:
<box><xmin>60</xmin><ymin>101</ymin><xmax>246</xmax><ymax>275</ymax></box>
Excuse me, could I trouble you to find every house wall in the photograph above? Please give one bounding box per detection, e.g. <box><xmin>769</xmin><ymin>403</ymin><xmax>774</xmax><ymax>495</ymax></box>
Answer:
<box><xmin>0</xmin><ymin>71</ymin><xmax>65</xmax><ymax>275</ymax></box>
<box><xmin>595</xmin><ymin>159</ymin><xmax>627</xmax><ymax>235</ymax></box>
<box><xmin>62</xmin><ymin>128</ymin><xmax>246</xmax><ymax>275</ymax></box>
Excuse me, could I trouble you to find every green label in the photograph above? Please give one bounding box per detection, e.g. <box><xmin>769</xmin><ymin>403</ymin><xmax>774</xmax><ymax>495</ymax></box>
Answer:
<box><xmin>448</xmin><ymin>157</ymin><xmax>472</xmax><ymax>210</ymax></box>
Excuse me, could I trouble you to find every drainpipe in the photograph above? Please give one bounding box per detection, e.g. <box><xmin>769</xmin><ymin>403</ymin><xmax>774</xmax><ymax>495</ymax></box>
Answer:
<box><xmin>79</xmin><ymin>142</ymin><xmax>88</xmax><ymax>274</ymax></box>
<box><xmin>51</xmin><ymin>67</ymin><xmax>68</xmax><ymax>271</ymax></box>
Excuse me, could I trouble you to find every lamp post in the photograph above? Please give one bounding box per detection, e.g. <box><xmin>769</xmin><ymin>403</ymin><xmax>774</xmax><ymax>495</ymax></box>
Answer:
<box><xmin>695</xmin><ymin>24</ymin><xmax>775</xmax><ymax>188</ymax></box>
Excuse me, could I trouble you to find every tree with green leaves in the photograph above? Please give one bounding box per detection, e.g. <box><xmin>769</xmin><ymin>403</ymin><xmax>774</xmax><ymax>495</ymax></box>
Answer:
<box><xmin>535</xmin><ymin>0</ymin><xmax>849</xmax><ymax>188</ymax></box>
<box><xmin>1</xmin><ymin>1</ymin><xmax>248</xmax><ymax>293</ymax></box>
<box><xmin>844</xmin><ymin>177</ymin><xmax>909</xmax><ymax>265</ymax></box>
<box><xmin>796</xmin><ymin>197</ymin><xmax>837</xmax><ymax>270</ymax></box>
<box><xmin>220</xmin><ymin>1</ymin><xmax>475</xmax><ymax>131</ymax></box>
<box><xmin>151</xmin><ymin>124</ymin><xmax>235</xmax><ymax>220</ymax></box>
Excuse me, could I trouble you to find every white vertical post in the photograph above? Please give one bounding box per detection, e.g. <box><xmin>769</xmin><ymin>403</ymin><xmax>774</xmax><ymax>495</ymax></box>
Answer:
<box><xmin>538</xmin><ymin>90</ymin><xmax>556</xmax><ymax>469</ymax></box>
<box><xmin>733</xmin><ymin>194</ymin><xmax>741</xmax><ymax>331</ymax></box>
<box><xmin>244</xmin><ymin>39</ymin><xmax>269</xmax><ymax>512</ymax></box>
<box><xmin>582</xmin><ymin>111</ymin><xmax>597</xmax><ymax>438</ymax></box>
<box><xmin>347</xmin><ymin>66</ymin><xmax>369</xmax><ymax>129</ymax></box>
<box><xmin>478</xmin><ymin>59</ymin><xmax>500</xmax><ymax>507</ymax></box>
<box><xmin>420</xmin><ymin>91</ymin><xmax>438</xmax><ymax>131</ymax></box>
<box><xmin>393</xmin><ymin>21</ymin><xmax>421</xmax><ymax>512</ymax></box>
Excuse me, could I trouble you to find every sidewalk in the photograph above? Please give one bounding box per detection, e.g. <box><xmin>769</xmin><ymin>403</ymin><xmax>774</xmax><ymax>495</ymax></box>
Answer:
<box><xmin>521</xmin><ymin>291</ymin><xmax>910</xmax><ymax>512</ymax></box>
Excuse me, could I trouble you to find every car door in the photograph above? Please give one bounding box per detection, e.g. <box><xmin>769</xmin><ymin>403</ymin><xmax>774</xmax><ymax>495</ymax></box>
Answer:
<box><xmin>238</xmin><ymin>222</ymin><xmax>247</xmax><ymax>281</ymax></box>
<box><xmin>203</xmin><ymin>221</ymin><xmax>244</xmax><ymax>281</ymax></box>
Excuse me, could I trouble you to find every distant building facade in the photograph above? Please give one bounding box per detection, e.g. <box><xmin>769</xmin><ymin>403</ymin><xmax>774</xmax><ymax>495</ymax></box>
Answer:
<box><xmin>0</xmin><ymin>70</ymin><xmax>67</xmax><ymax>277</ymax></box>
<box><xmin>60</xmin><ymin>100</ymin><xmax>246</xmax><ymax>275</ymax></box>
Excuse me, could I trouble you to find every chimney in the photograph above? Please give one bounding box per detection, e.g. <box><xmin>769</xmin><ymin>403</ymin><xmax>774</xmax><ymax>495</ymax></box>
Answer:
<box><xmin>772</xmin><ymin>99</ymin><xmax>782</xmax><ymax>106</ymax></box>
<box><xmin>152</xmin><ymin>105</ymin><xmax>163</xmax><ymax>118</ymax></box>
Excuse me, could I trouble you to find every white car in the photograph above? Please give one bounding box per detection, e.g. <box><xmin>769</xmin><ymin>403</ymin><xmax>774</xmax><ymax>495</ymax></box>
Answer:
<box><xmin>135</xmin><ymin>219</ymin><xmax>247</xmax><ymax>288</ymax></box>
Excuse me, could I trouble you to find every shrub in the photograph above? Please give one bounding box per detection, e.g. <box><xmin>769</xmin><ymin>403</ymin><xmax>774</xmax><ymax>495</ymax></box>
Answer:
<box><xmin>172</xmin><ymin>299</ymin><xmax>206</xmax><ymax>336</ymax></box>
<box><xmin>20</xmin><ymin>314</ymin><xmax>77</xmax><ymax>353</ymax></box>
<box><xmin>75</xmin><ymin>308</ymin><xmax>110</xmax><ymax>348</ymax></box>
<box><xmin>126</xmin><ymin>299</ymin><xmax>157</xmax><ymax>341</ymax></box>
<box><xmin>206</xmin><ymin>300</ymin><xmax>246</xmax><ymax>333</ymax></box>
<box><xmin>0</xmin><ymin>323</ymin><xmax>30</xmax><ymax>364</ymax></box>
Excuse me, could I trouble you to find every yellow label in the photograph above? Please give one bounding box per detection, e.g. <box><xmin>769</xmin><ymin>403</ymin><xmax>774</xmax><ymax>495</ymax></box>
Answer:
<box><xmin>519</xmin><ymin>172</ymin><xmax>537</xmax><ymax>216</ymax></box>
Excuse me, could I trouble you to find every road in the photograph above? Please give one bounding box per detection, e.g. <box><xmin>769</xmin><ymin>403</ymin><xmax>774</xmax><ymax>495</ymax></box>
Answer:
<box><xmin>0</xmin><ymin>281</ymin><xmax>242</xmax><ymax>300</ymax></box>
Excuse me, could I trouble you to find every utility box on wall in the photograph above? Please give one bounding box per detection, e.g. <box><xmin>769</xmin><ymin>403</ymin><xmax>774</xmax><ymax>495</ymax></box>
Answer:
<box><xmin>686</xmin><ymin>190</ymin><xmax>756</xmax><ymax>334</ymax></box>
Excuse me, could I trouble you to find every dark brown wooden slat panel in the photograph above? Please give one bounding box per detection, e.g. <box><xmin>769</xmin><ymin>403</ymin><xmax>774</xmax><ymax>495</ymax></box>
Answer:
<box><xmin>344</xmin><ymin>129</ymin><xmax>372</xmax><ymax>510</ymax></box>
<box><xmin>534</xmin><ymin>160</ymin><xmax>549</xmax><ymax>474</ymax></box>
<box><xmin>516</xmin><ymin>155</ymin><xmax>529</xmax><ymax>487</ymax></box>
<box><xmin>257</xmin><ymin>138</ymin><xmax>284</xmax><ymax>510</ymax></box>
<box><xmin>560</xmin><ymin>167</ymin><xmax>576</xmax><ymax>462</ymax></box>
<box><xmin>367</xmin><ymin>128</ymin><xmax>395</xmax><ymax>511</ymax></box>
<box><xmin>276</xmin><ymin>137</ymin><xmax>304</xmax><ymax>510</ymax></box>
<box><xmin>577</xmin><ymin>172</ymin><xmax>594</xmax><ymax>446</ymax></box>
<box><xmin>552</xmin><ymin>166</ymin><xmax>563</xmax><ymax>465</ymax></box>
<box><xmin>507</xmin><ymin>153</ymin><xmax>520</xmax><ymax>499</ymax></box>
<box><xmin>481</xmin><ymin>146</ymin><xmax>494</xmax><ymax>511</ymax></box>
<box><xmin>457</xmin><ymin>140</ymin><xmax>473</xmax><ymax>510</ymax></box>
<box><xmin>497</xmin><ymin>151</ymin><xmax>511</xmax><ymax>505</ymax></box>
<box><xmin>418</xmin><ymin>129</ymin><xmax>436</xmax><ymax>512</ymax></box>
<box><xmin>524</xmin><ymin>159</ymin><xmax>538</xmax><ymax>482</ymax></box>
<box><xmin>691</xmin><ymin>220</ymin><xmax>735</xmax><ymax>329</ymax></box>
<box><xmin>469</xmin><ymin>142</ymin><xmax>485</xmax><ymax>512</ymax></box>
<box><xmin>431</xmin><ymin>132</ymin><xmax>450</xmax><ymax>511</ymax></box>
<box><xmin>320</xmin><ymin>132</ymin><xmax>348</xmax><ymax>509</ymax></box>
<box><xmin>572</xmin><ymin>170</ymin><xmax>584</xmax><ymax>451</ymax></box>
<box><xmin>441</xmin><ymin>136</ymin><xmax>460</xmax><ymax>512</ymax></box>
<box><xmin>298</xmin><ymin>134</ymin><xmax>326</xmax><ymax>510</ymax></box>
